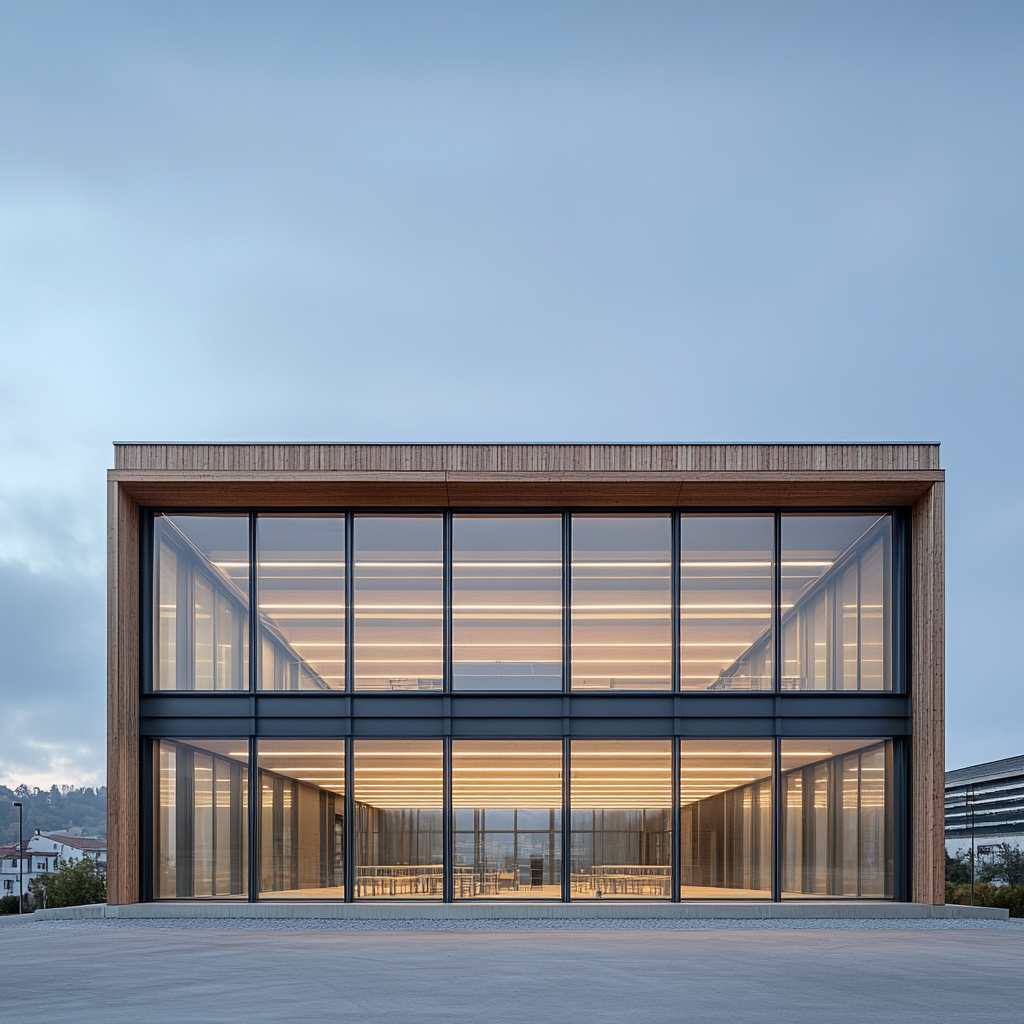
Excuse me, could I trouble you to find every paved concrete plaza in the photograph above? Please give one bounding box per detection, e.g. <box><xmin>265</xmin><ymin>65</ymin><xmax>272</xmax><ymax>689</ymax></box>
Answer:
<box><xmin>2</xmin><ymin>920</ymin><xmax>1020</xmax><ymax>1023</ymax></box>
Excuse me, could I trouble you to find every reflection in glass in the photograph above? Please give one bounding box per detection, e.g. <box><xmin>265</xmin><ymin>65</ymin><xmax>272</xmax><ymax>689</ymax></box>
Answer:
<box><xmin>679</xmin><ymin>740</ymin><xmax>772</xmax><ymax>899</ymax></box>
<box><xmin>354</xmin><ymin>517</ymin><xmax>442</xmax><ymax>691</ymax></box>
<box><xmin>154</xmin><ymin>516</ymin><xmax>250</xmax><ymax>691</ymax></box>
<box><xmin>571</xmin><ymin>741</ymin><xmax>672</xmax><ymax>899</ymax></box>
<box><xmin>680</xmin><ymin>516</ymin><xmax>773</xmax><ymax>691</ymax></box>
<box><xmin>571</xmin><ymin>516</ymin><xmax>671</xmax><ymax>691</ymax></box>
<box><xmin>153</xmin><ymin>739</ymin><xmax>248</xmax><ymax>898</ymax></box>
<box><xmin>453</xmin><ymin>516</ymin><xmax>562</xmax><ymax>691</ymax></box>
<box><xmin>453</xmin><ymin>741</ymin><xmax>562</xmax><ymax>899</ymax></box>
<box><xmin>781</xmin><ymin>516</ymin><xmax>891</xmax><ymax>691</ymax></box>
<box><xmin>354</xmin><ymin>741</ymin><xmax>443</xmax><ymax>898</ymax></box>
<box><xmin>781</xmin><ymin>739</ymin><xmax>893</xmax><ymax>897</ymax></box>
<box><xmin>257</xmin><ymin>741</ymin><xmax>345</xmax><ymax>899</ymax></box>
<box><xmin>257</xmin><ymin>517</ymin><xmax>345</xmax><ymax>691</ymax></box>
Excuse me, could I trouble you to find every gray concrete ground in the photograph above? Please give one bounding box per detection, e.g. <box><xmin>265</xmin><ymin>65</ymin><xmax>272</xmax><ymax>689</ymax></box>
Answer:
<box><xmin>2</xmin><ymin>919</ymin><xmax>1020</xmax><ymax>1023</ymax></box>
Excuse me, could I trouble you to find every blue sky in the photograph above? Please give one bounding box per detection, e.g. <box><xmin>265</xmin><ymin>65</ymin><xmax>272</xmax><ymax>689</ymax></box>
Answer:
<box><xmin>0</xmin><ymin>1</ymin><xmax>1021</xmax><ymax>787</ymax></box>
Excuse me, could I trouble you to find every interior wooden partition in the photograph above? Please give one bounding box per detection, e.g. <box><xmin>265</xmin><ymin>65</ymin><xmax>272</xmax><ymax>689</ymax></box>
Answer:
<box><xmin>107</xmin><ymin>443</ymin><xmax>945</xmax><ymax>905</ymax></box>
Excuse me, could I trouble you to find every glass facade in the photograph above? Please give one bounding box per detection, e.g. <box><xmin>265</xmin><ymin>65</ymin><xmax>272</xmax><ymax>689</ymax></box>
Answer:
<box><xmin>781</xmin><ymin>739</ymin><xmax>894</xmax><ymax>898</ymax></box>
<box><xmin>153</xmin><ymin>516</ymin><xmax>250</xmax><ymax>691</ymax></box>
<box><xmin>570</xmin><ymin>741</ymin><xmax>672</xmax><ymax>898</ymax></box>
<box><xmin>571</xmin><ymin>516</ymin><xmax>671</xmax><ymax>691</ymax></box>
<box><xmin>146</xmin><ymin>508</ymin><xmax>906</xmax><ymax>902</ymax></box>
<box><xmin>354</xmin><ymin>516</ymin><xmax>443</xmax><ymax>691</ymax></box>
<box><xmin>257</xmin><ymin>740</ymin><xmax>345</xmax><ymax>899</ymax></box>
<box><xmin>354</xmin><ymin>741</ymin><xmax>443</xmax><ymax>898</ymax></box>
<box><xmin>453</xmin><ymin>741</ymin><xmax>562</xmax><ymax>899</ymax></box>
<box><xmin>680</xmin><ymin>740</ymin><xmax>773</xmax><ymax>898</ymax></box>
<box><xmin>153</xmin><ymin>739</ymin><xmax>249</xmax><ymax>898</ymax></box>
<box><xmin>680</xmin><ymin>516</ymin><xmax>774</xmax><ymax>691</ymax></box>
<box><xmin>781</xmin><ymin>515</ymin><xmax>892</xmax><ymax>691</ymax></box>
<box><xmin>452</xmin><ymin>515</ymin><xmax>562</xmax><ymax>691</ymax></box>
<box><xmin>257</xmin><ymin>516</ymin><xmax>345</xmax><ymax>691</ymax></box>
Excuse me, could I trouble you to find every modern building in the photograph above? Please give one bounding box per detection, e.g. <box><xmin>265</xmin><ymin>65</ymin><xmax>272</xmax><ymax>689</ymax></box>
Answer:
<box><xmin>106</xmin><ymin>444</ymin><xmax>945</xmax><ymax>905</ymax></box>
<box><xmin>945</xmin><ymin>755</ymin><xmax>1024</xmax><ymax>863</ymax></box>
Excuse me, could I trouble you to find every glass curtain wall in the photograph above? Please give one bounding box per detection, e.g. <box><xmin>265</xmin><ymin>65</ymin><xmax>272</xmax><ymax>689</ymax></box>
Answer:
<box><xmin>680</xmin><ymin>516</ymin><xmax>774</xmax><ymax>691</ymax></box>
<box><xmin>571</xmin><ymin>516</ymin><xmax>671</xmax><ymax>691</ymax></box>
<box><xmin>257</xmin><ymin>517</ymin><xmax>345</xmax><ymax>691</ymax></box>
<box><xmin>257</xmin><ymin>740</ymin><xmax>345</xmax><ymax>899</ymax></box>
<box><xmin>452</xmin><ymin>741</ymin><xmax>562</xmax><ymax>899</ymax></box>
<box><xmin>781</xmin><ymin>739</ymin><xmax>893</xmax><ymax>897</ymax></box>
<box><xmin>153</xmin><ymin>739</ymin><xmax>249</xmax><ymax>898</ymax></box>
<box><xmin>781</xmin><ymin>516</ymin><xmax>891</xmax><ymax>691</ymax></box>
<box><xmin>354</xmin><ymin>741</ymin><xmax>443</xmax><ymax>898</ymax></box>
<box><xmin>452</xmin><ymin>516</ymin><xmax>562</xmax><ymax>691</ymax></box>
<box><xmin>679</xmin><ymin>740</ymin><xmax>773</xmax><ymax>898</ymax></box>
<box><xmin>570</xmin><ymin>741</ymin><xmax>672</xmax><ymax>899</ymax></box>
<box><xmin>353</xmin><ymin>516</ymin><xmax>443</xmax><ymax>691</ymax></box>
<box><xmin>153</xmin><ymin>516</ymin><xmax>250</xmax><ymax>691</ymax></box>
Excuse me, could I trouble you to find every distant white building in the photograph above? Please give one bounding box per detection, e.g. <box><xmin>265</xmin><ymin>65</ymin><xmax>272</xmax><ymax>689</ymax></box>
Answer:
<box><xmin>0</xmin><ymin>830</ymin><xmax>106</xmax><ymax>901</ymax></box>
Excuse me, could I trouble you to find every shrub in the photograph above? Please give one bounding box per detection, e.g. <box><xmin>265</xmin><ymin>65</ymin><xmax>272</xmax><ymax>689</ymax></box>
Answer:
<box><xmin>947</xmin><ymin>881</ymin><xmax>1024</xmax><ymax>917</ymax></box>
<box><xmin>28</xmin><ymin>857</ymin><xmax>105</xmax><ymax>909</ymax></box>
<box><xmin>0</xmin><ymin>894</ymin><xmax>20</xmax><ymax>915</ymax></box>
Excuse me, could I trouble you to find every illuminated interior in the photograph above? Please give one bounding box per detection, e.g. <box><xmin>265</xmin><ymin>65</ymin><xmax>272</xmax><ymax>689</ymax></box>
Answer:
<box><xmin>154</xmin><ymin>516</ymin><xmax>250</xmax><ymax>691</ymax></box>
<box><xmin>153</xmin><ymin>739</ymin><xmax>248</xmax><ymax>898</ymax></box>
<box><xmin>781</xmin><ymin>516</ymin><xmax>891</xmax><ymax>691</ymax></box>
<box><xmin>781</xmin><ymin>739</ymin><xmax>893</xmax><ymax>897</ymax></box>
<box><xmin>570</xmin><ymin>741</ymin><xmax>673</xmax><ymax>899</ymax></box>
<box><xmin>452</xmin><ymin>515</ymin><xmax>563</xmax><ymax>691</ymax></box>
<box><xmin>154</xmin><ymin>512</ymin><xmax>893</xmax><ymax>695</ymax></box>
<box><xmin>453</xmin><ymin>741</ymin><xmax>562</xmax><ymax>899</ymax></box>
<box><xmin>257</xmin><ymin>740</ymin><xmax>345</xmax><ymax>899</ymax></box>
<box><xmin>257</xmin><ymin>516</ymin><xmax>345</xmax><ymax>691</ymax></box>
<box><xmin>354</xmin><ymin>516</ymin><xmax>443</xmax><ymax>691</ymax></box>
<box><xmin>571</xmin><ymin>515</ymin><xmax>671</xmax><ymax>691</ymax></box>
<box><xmin>354</xmin><ymin>740</ymin><xmax>444</xmax><ymax>898</ymax></box>
<box><xmin>679</xmin><ymin>740</ymin><xmax>773</xmax><ymax>898</ymax></box>
<box><xmin>680</xmin><ymin>516</ymin><xmax>774</xmax><ymax>691</ymax></box>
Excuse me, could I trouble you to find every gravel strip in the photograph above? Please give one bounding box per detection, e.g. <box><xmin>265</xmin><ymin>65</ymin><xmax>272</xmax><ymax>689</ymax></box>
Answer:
<box><xmin>4</xmin><ymin>916</ymin><xmax>1021</xmax><ymax>932</ymax></box>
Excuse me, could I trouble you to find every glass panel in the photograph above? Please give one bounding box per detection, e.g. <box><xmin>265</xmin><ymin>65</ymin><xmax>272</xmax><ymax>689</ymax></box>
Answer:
<box><xmin>257</xmin><ymin>740</ymin><xmax>345</xmax><ymax>899</ymax></box>
<box><xmin>571</xmin><ymin>516</ymin><xmax>671</xmax><ymax>691</ymax></box>
<box><xmin>354</xmin><ymin>516</ymin><xmax>443</xmax><ymax>691</ymax></box>
<box><xmin>680</xmin><ymin>516</ymin><xmax>773</xmax><ymax>691</ymax></box>
<box><xmin>679</xmin><ymin>740</ymin><xmax>772</xmax><ymax>899</ymax></box>
<box><xmin>354</xmin><ymin>740</ymin><xmax>443</xmax><ymax>898</ymax></box>
<box><xmin>453</xmin><ymin>741</ymin><xmax>562</xmax><ymax>899</ymax></box>
<box><xmin>781</xmin><ymin>739</ymin><xmax>894</xmax><ymax>898</ymax></box>
<box><xmin>153</xmin><ymin>516</ymin><xmax>249</xmax><ymax>690</ymax></box>
<box><xmin>570</xmin><ymin>740</ymin><xmax>672</xmax><ymax>899</ymax></box>
<box><xmin>152</xmin><ymin>739</ymin><xmax>249</xmax><ymax>898</ymax></box>
<box><xmin>781</xmin><ymin>515</ymin><xmax>892</xmax><ymax>691</ymax></box>
<box><xmin>257</xmin><ymin>517</ymin><xmax>345</xmax><ymax>691</ymax></box>
<box><xmin>452</xmin><ymin>515</ymin><xmax>562</xmax><ymax>691</ymax></box>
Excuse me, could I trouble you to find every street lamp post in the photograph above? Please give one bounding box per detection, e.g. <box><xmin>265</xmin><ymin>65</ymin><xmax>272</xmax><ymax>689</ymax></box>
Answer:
<box><xmin>965</xmin><ymin>787</ymin><xmax>977</xmax><ymax>907</ymax></box>
<box><xmin>12</xmin><ymin>801</ymin><xmax>23</xmax><ymax>915</ymax></box>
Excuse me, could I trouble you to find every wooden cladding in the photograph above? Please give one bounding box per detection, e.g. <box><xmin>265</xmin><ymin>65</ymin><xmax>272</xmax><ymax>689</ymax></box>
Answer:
<box><xmin>115</xmin><ymin>443</ymin><xmax>941</xmax><ymax>475</ymax></box>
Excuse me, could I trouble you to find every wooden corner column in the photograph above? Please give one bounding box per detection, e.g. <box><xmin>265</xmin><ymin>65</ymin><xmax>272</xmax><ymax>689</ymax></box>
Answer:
<box><xmin>910</xmin><ymin>481</ymin><xmax>945</xmax><ymax>904</ymax></box>
<box><xmin>106</xmin><ymin>479</ymin><xmax>140</xmax><ymax>905</ymax></box>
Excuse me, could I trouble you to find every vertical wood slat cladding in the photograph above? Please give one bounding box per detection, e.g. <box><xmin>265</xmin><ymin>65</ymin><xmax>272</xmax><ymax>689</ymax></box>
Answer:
<box><xmin>114</xmin><ymin>443</ymin><xmax>941</xmax><ymax>474</ymax></box>
<box><xmin>911</xmin><ymin>482</ymin><xmax>945</xmax><ymax>905</ymax></box>
<box><xmin>107</xmin><ymin>481</ymin><xmax>140</xmax><ymax>905</ymax></box>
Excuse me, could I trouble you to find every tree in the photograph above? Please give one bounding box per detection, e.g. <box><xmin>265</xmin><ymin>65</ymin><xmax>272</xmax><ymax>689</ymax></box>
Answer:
<box><xmin>28</xmin><ymin>857</ymin><xmax>106</xmax><ymax>909</ymax></box>
<box><xmin>980</xmin><ymin>844</ymin><xmax>1024</xmax><ymax>887</ymax></box>
<box><xmin>945</xmin><ymin>848</ymin><xmax>971</xmax><ymax>885</ymax></box>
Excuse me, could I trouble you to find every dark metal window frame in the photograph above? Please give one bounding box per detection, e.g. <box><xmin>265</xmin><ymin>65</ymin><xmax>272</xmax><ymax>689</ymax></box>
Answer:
<box><xmin>138</xmin><ymin>504</ymin><xmax>911</xmax><ymax>903</ymax></box>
